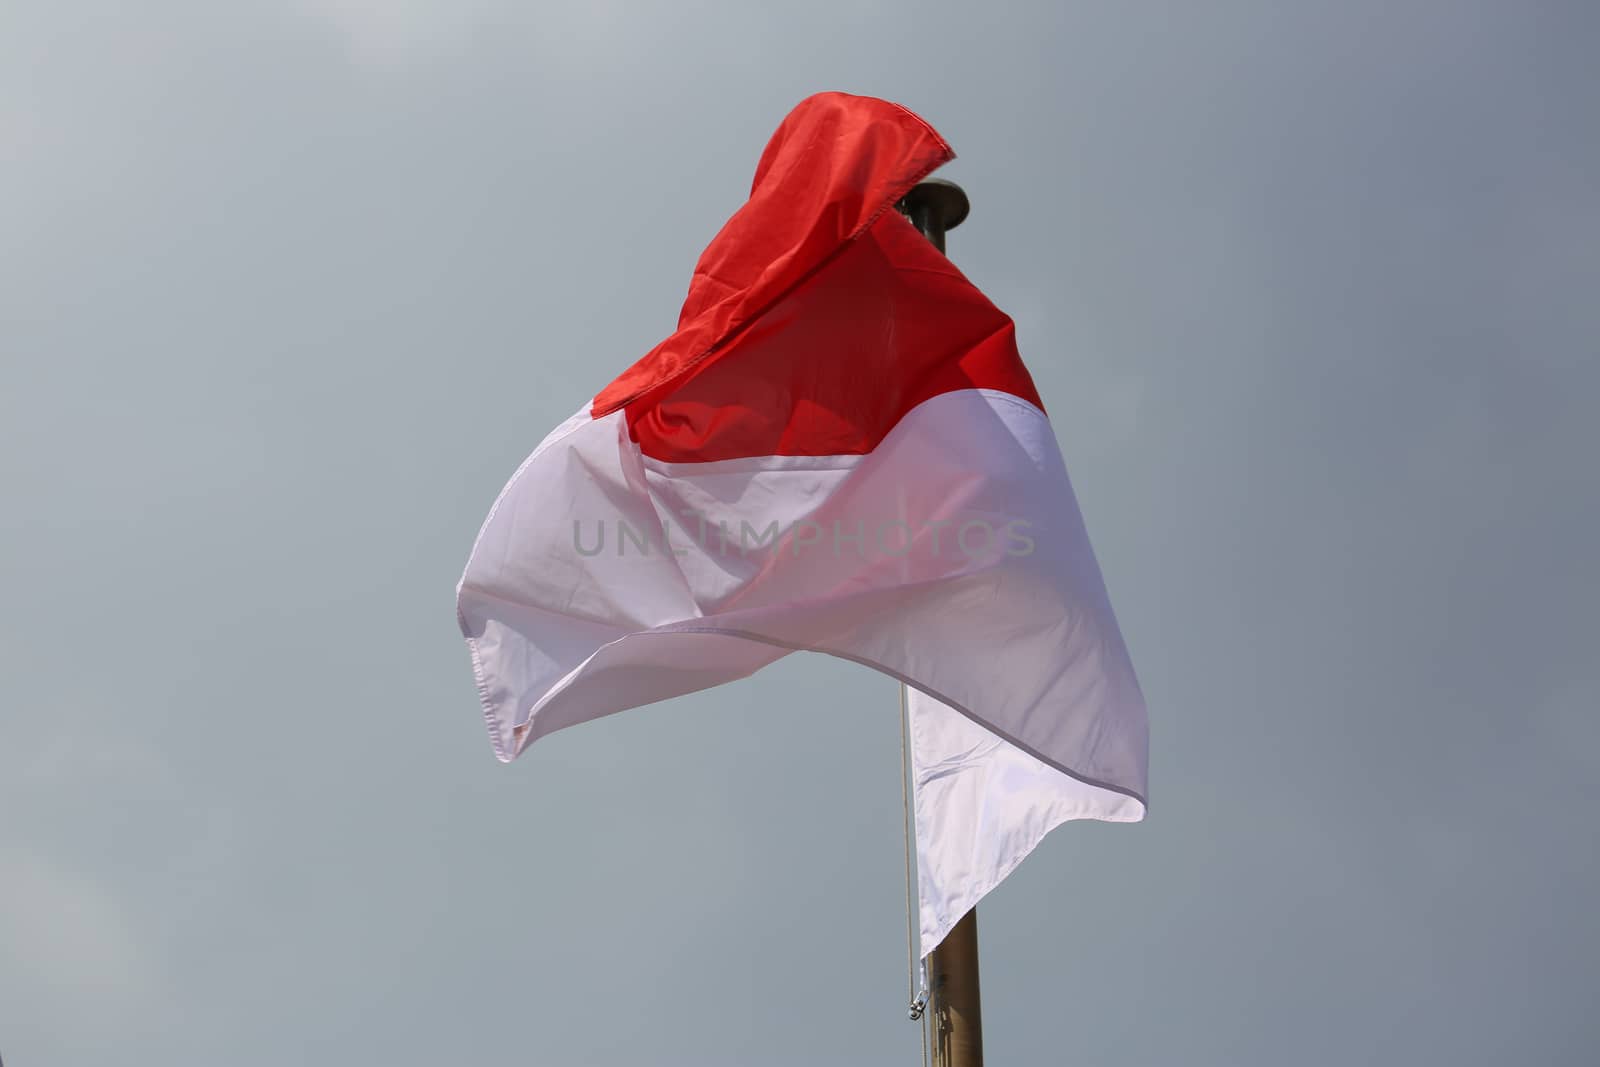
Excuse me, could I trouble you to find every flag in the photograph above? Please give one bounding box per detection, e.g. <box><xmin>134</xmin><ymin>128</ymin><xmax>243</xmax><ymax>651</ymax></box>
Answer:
<box><xmin>456</xmin><ymin>91</ymin><xmax>1147</xmax><ymax>953</ymax></box>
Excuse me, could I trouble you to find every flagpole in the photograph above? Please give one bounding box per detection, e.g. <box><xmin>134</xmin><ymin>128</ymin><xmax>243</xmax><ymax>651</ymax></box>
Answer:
<box><xmin>898</xmin><ymin>178</ymin><xmax>984</xmax><ymax>1067</ymax></box>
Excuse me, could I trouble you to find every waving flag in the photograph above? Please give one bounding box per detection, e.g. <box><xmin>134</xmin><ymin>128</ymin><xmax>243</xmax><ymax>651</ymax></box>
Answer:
<box><xmin>456</xmin><ymin>92</ymin><xmax>1147</xmax><ymax>952</ymax></box>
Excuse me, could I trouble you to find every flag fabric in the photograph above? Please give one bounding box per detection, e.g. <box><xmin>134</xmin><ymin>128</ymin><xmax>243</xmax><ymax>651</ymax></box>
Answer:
<box><xmin>909</xmin><ymin>690</ymin><xmax>1144</xmax><ymax>951</ymax></box>
<box><xmin>456</xmin><ymin>91</ymin><xmax>1147</xmax><ymax>954</ymax></box>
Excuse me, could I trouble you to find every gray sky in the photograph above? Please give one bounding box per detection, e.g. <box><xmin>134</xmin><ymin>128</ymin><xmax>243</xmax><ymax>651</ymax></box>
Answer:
<box><xmin>3</xmin><ymin>2</ymin><xmax>1597</xmax><ymax>1064</ymax></box>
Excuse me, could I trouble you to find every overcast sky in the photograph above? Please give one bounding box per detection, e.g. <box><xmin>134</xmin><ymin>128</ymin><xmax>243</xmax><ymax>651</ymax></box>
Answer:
<box><xmin>3</xmin><ymin>2</ymin><xmax>1597</xmax><ymax>1064</ymax></box>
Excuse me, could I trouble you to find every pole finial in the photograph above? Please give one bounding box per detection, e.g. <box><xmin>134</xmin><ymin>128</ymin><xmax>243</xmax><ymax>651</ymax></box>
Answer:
<box><xmin>898</xmin><ymin>179</ymin><xmax>970</xmax><ymax>254</ymax></box>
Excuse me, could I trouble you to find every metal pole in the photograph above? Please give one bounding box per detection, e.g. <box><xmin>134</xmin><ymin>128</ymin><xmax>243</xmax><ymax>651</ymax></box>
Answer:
<box><xmin>898</xmin><ymin>177</ymin><xmax>983</xmax><ymax>1067</ymax></box>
